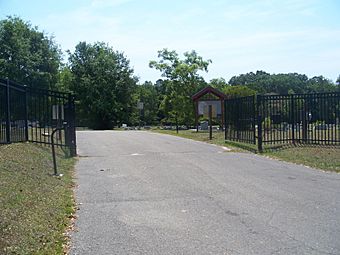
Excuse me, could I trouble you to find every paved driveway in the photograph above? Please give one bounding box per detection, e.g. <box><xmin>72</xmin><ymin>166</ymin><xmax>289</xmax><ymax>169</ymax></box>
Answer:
<box><xmin>70</xmin><ymin>131</ymin><xmax>340</xmax><ymax>255</ymax></box>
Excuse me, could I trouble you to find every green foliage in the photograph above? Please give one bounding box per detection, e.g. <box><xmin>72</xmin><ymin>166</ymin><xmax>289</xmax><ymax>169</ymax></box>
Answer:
<box><xmin>136</xmin><ymin>81</ymin><xmax>159</xmax><ymax>125</ymax></box>
<box><xmin>149</xmin><ymin>49</ymin><xmax>211</xmax><ymax>125</ymax></box>
<box><xmin>209</xmin><ymin>77</ymin><xmax>228</xmax><ymax>92</ymax></box>
<box><xmin>55</xmin><ymin>66</ymin><xmax>73</xmax><ymax>92</ymax></box>
<box><xmin>0</xmin><ymin>16</ymin><xmax>61</xmax><ymax>89</ymax></box>
<box><xmin>154</xmin><ymin>79</ymin><xmax>168</xmax><ymax>121</ymax></box>
<box><xmin>229</xmin><ymin>71</ymin><xmax>337</xmax><ymax>94</ymax></box>
<box><xmin>223</xmin><ymin>85</ymin><xmax>256</xmax><ymax>98</ymax></box>
<box><xmin>306</xmin><ymin>76</ymin><xmax>336</xmax><ymax>93</ymax></box>
<box><xmin>68</xmin><ymin>42</ymin><xmax>138</xmax><ymax>129</ymax></box>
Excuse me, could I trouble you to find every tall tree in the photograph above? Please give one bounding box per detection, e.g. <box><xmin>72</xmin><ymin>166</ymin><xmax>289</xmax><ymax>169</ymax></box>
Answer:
<box><xmin>154</xmin><ymin>79</ymin><xmax>169</xmax><ymax>122</ymax></box>
<box><xmin>136</xmin><ymin>81</ymin><xmax>159</xmax><ymax>125</ymax></box>
<box><xmin>0</xmin><ymin>16</ymin><xmax>61</xmax><ymax>89</ymax></box>
<box><xmin>149</xmin><ymin>49</ymin><xmax>211</xmax><ymax>125</ymax></box>
<box><xmin>68</xmin><ymin>42</ymin><xmax>137</xmax><ymax>129</ymax></box>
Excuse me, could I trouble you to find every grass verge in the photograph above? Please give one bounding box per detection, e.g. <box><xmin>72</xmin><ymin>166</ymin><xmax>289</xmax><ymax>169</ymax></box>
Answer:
<box><xmin>0</xmin><ymin>143</ymin><xmax>76</xmax><ymax>254</ymax></box>
<box><xmin>151</xmin><ymin>129</ymin><xmax>340</xmax><ymax>173</ymax></box>
<box><xmin>265</xmin><ymin>146</ymin><xmax>340</xmax><ymax>173</ymax></box>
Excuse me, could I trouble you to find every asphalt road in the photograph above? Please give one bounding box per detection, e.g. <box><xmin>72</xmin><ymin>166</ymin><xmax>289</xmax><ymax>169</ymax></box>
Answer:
<box><xmin>70</xmin><ymin>131</ymin><xmax>340</xmax><ymax>255</ymax></box>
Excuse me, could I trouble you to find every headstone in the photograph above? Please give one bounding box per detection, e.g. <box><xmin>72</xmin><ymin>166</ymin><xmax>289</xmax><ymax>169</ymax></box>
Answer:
<box><xmin>137</xmin><ymin>101</ymin><xmax>144</xmax><ymax>110</ymax></box>
<box><xmin>200</xmin><ymin>121</ymin><xmax>208</xmax><ymax>130</ymax></box>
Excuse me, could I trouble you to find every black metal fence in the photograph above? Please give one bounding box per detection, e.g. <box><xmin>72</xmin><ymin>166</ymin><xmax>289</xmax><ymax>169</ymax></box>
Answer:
<box><xmin>0</xmin><ymin>78</ymin><xmax>76</xmax><ymax>156</ymax></box>
<box><xmin>224</xmin><ymin>96</ymin><xmax>256</xmax><ymax>144</ymax></box>
<box><xmin>225</xmin><ymin>92</ymin><xmax>340</xmax><ymax>151</ymax></box>
<box><xmin>0</xmin><ymin>79</ymin><xmax>27</xmax><ymax>143</ymax></box>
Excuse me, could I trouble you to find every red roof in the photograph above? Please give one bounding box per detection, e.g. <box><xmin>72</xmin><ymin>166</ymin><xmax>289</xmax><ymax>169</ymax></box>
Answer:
<box><xmin>191</xmin><ymin>86</ymin><xmax>227</xmax><ymax>101</ymax></box>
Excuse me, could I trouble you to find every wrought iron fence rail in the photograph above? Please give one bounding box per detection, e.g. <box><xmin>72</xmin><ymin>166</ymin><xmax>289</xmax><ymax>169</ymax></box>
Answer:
<box><xmin>29</xmin><ymin>140</ymin><xmax>67</xmax><ymax>147</ymax></box>
<box><xmin>0</xmin><ymin>78</ymin><xmax>76</xmax><ymax>156</ymax></box>
<box><xmin>225</xmin><ymin>92</ymin><xmax>340</xmax><ymax>151</ymax></box>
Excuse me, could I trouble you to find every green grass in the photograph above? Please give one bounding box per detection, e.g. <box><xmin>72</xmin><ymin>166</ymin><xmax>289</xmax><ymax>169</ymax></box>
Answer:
<box><xmin>0</xmin><ymin>143</ymin><xmax>76</xmax><ymax>255</ymax></box>
<box><xmin>151</xmin><ymin>129</ymin><xmax>340</xmax><ymax>173</ymax></box>
<box><xmin>265</xmin><ymin>146</ymin><xmax>340</xmax><ymax>173</ymax></box>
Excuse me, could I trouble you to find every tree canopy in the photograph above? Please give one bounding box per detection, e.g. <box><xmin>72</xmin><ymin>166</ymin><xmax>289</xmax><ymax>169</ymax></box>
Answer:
<box><xmin>135</xmin><ymin>81</ymin><xmax>159</xmax><ymax>125</ymax></box>
<box><xmin>228</xmin><ymin>71</ymin><xmax>337</xmax><ymax>94</ymax></box>
<box><xmin>149</xmin><ymin>49</ymin><xmax>211</xmax><ymax>125</ymax></box>
<box><xmin>68</xmin><ymin>41</ymin><xmax>137</xmax><ymax>129</ymax></box>
<box><xmin>0</xmin><ymin>16</ymin><xmax>61</xmax><ymax>89</ymax></box>
<box><xmin>1</xmin><ymin>16</ymin><xmax>339</xmax><ymax>129</ymax></box>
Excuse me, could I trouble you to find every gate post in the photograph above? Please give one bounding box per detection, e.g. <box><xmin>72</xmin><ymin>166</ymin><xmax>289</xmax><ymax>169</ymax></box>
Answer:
<box><xmin>257</xmin><ymin>95</ymin><xmax>263</xmax><ymax>152</ymax></box>
<box><xmin>224</xmin><ymin>99</ymin><xmax>227</xmax><ymax>140</ymax></box>
<box><xmin>5</xmin><ymin>78</ymin><xmax>11</xmax><ymax>143</ymax></box>
<box><xmin>67</xmin><ymin>94</ymin><xmax>77</xmax><ymax>157</ymax></box>
<box><xmin>209</xmin><ymin>105</ymin><xmax>212</xmax><ymax>140</ymax></box>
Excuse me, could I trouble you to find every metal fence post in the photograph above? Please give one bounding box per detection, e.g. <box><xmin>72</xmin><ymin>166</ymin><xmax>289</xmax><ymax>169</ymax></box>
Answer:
<box><xmin>5</xmin><ymin>78</ymin><xmax>11</xmax><ymax>143</ymax></box>
<box><xmin>302</xmin><ymin>100</ymin><xmax>308</xmax><ymax>142</ymax></box>
<box><xmin>236</xmin><ymin>99</ymin><xmax>240</xmax><ymax>140</ymax></box>
<box><xmin>68</xmin><ymin>94</ymin><xmax>77</xmax><ymax>157</ymax></box>
<box><xmin>24</xmin><ymin>85</ymin><xmax>29</xmax><ymax>141</ymax></box>
<box><xmin>209</xmin><ymin>105</ymin><xmax>212</xmax><ymax>140</ymax></box>
<box><xmin>291</xmin><ymin>95</ymin><xmax>295</xmax><ymax>144</ymax></box>
<box><xmin>224</xmin><ymin>99</ymin><xmax>227</xmax><ymax>140</ymax></box>
<box><xmin>253</xmin><ymin>95</ymin><xmax>257</xmax><ymax>144</ymax></box>
<box><xmin>257</xmin><ymin>95</ymin><xmax>263</xmax><ymax>152</ymax></box>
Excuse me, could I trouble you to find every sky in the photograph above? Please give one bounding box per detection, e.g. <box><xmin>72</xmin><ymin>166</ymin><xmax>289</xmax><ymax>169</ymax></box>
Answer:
<box><xmin>0</xmin><ymin>0</ymin><xmax>340</xmax><ymax>83</ymax></box>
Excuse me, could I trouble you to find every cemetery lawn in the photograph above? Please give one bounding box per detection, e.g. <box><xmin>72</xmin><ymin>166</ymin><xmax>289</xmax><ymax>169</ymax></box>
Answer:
<box><xmin>265</xmin><ymin>146</ymin><xmax>340</xmax><ymax>173</ymax></box>
<box><xmin>0</xmin><ymin>143</ymin><xmax>76</xmax><ymax>254</ymax></box>
<box><xmin>152</xmin><ymin>129</ymin><xmax>340</xmax><ymax>173</ymax></box>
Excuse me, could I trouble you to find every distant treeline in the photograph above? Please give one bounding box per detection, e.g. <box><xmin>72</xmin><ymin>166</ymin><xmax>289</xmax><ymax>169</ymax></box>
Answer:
<box><xmin>1</xmin><ymin>17</ymin><xmax>339</xmax><ymax>128</ymax></box>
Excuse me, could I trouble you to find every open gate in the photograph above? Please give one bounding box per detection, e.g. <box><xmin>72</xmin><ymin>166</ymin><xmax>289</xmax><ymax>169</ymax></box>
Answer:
<box><xmin>0</xmin><ymin>78</ymin><xmax>76</xmax><ymax>156</ymax></box>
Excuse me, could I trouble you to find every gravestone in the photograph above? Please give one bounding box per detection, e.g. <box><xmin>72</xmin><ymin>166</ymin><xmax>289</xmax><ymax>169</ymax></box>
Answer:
<box><xmin>200</xmin><ymin>121</ymin><xmax>208</xmax><ymax>130</ymax></box>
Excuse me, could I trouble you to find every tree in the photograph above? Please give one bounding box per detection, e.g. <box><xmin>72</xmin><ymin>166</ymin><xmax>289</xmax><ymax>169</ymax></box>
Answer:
<box><xmin>223</xmin><ymin>85</ymin><xmax>256</xmax><ymax>98</ymax></box>
<box><xmin>209</xmin><ymin>77</ymin><xmax>228</xmax><ymax>91</ymax></box>
<box><xmin>68</xmin><ymin>42</ymin><xmax>137</xmax><ymax>129</ymax></box>
<box><xmin>0</xmin><ymin>16</ymin><xmax>61</xmax><ymax>89</ymax></box>
<box><xmin>336</xmin><ymin>75</ymin><xmax>340</xmax><ymax>87</ymax></box>
<box><xmin>229</xmin><ymin>71</ymin><xmax>336</xmax><ymax>94</ymax></box>
<box><xmin>306</xmin><ymin>76</ymin><xmax>336</xmax><ymax>93</ymax></box>
<box><xmin>153</xmin><ymin>79</ymin><xmax>169</xmax><ymax>122</ymax></box>
<box><xmin>149</xmin><ymin>49</ymin><xmax>211</xmax><ymax>125</ymax></box>
<box><xmin>136</xmin><ymin>81</ymin><xmax>159</xmax><ymax>125</ymax></box>
<box><xmin>55</xmin><ymin>66</ymin><xmax>73</xmax><ymax>92</ymax></box>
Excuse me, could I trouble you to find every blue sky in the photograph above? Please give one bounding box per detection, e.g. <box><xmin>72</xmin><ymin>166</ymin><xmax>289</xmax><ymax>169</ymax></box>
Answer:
<box><xmin>1</xmin><ymin>0</ymin><xmax>340</xmax><ymax>83</ymax></box>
